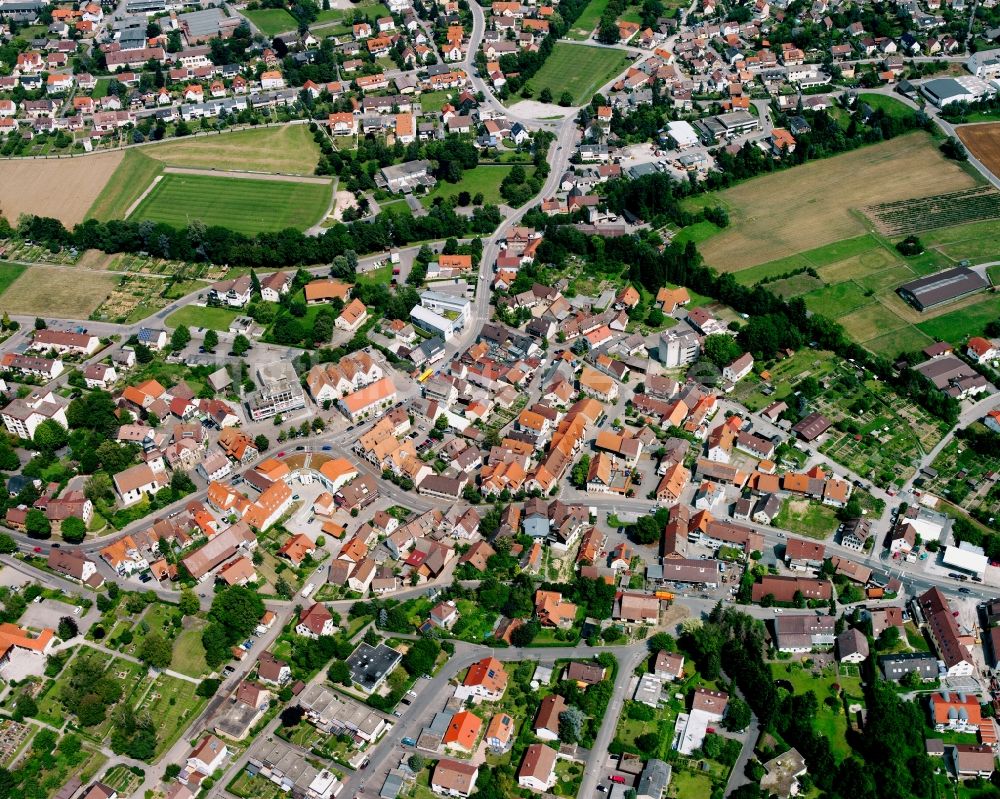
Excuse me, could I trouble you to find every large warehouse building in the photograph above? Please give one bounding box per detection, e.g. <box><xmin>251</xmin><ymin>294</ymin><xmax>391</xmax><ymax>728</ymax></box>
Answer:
<box><xmin>897</xmin><ymin>266</ymin><xmax>987</xmax><ymax>311</ymax></box>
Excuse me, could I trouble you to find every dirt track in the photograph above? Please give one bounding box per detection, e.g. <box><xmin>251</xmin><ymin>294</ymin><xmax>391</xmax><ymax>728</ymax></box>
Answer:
<box><xmin>0</xmin><ymin>152</ymin><xmax>124</xmax><ymax>226</ymax></box>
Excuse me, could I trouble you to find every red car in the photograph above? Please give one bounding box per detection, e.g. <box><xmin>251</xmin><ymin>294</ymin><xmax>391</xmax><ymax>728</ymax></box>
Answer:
<box><xmin>33</xmin><ymin>547</ymin><xmax>42</xmax><ymax>553</ymax></box>
<box><xmin>609</xmin><ymin>776</ymin><xmax>626</xmax><ymax>784</ymax></box>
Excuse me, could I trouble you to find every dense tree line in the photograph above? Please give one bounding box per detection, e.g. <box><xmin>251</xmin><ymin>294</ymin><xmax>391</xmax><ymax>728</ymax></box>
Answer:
<box><xmin>15</xmin><ymin>198</ymin><xmax>498</xmax><ymax>268</ymax></box>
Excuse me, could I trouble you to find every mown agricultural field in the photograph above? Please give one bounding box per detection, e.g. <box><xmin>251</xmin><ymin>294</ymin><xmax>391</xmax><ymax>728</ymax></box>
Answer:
<box><xmin>525</xmin><ymin>43</ymin><xmax>630</xmax><ymax>106</ymax></box>
<box><xmin>0</xmin><ymin>151</ymin><xmax>124</xmax><ymax>226</ymax></box>
<box><xmin>956</xmin><ymin>122</ymin><xmax>1000</xmax><ymax>178</ymax></box>
<box><xmin>143</xmin><ymin>124</ymin><xmax>321</xmax><ymax>175</ymax></box>
<box><xmin>863</xmin><ymin>186</ymin><xmax>1000</xmax><ymax>237</ymax></box>
<box><xmin>691</xmin><ymin>133</ymin><xmax>979</xmax><ymax>270</ymax></box>
<box><xmin>129</xmin><ymin>173</ymin><xmax>331</xmax><ymax>235</ymax></box>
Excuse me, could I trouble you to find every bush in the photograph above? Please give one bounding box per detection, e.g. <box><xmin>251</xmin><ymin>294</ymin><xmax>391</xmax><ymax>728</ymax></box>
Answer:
<box><xmin>895</xmin><ymin>235</ymin><xmax>924</xmax><ymax>256</ymax></box>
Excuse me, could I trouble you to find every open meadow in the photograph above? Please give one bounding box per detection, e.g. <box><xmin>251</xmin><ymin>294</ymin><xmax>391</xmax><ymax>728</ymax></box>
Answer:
<box><xmin>129</xmin><ymin>172</ymin><xmax>331</xmax><ymax>235</ymax></box>
<box><xmin>0</xmin><ymin>151</ymin><xmax>124</xmax><ymax>226</ymax></box>
<box><xmin>243</xmin><ymin>7</ymin><xmax>297</xmax><ymax>35</ymax></box>
<box><xmin>694</xmin><ymin>133</ymin><xmax>979</xmax><ymax>270</ymax></box>
<box><xmin>565</xmin><ymin>0</ymin><xmax>610</xmax><ymax>39</ymax></box>
<box><xmin>525</xmin><ymin>43</ymin><xmax>630</xmax><ymax>106</ymax></box>
<box><xmin>0</xmin><ymin>265</ymin><xmax>116</xmax><ymax>318</ymax></box>
<box><xmin>143</xmin><ymin>124</ymin><xmax>321</xmax><ymax>175</ymax></box>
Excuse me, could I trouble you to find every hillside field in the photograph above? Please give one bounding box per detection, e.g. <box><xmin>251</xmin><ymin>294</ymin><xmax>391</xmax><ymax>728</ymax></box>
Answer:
<box><xmin>525</xmin><ymin>43</ymin><xmax>630</xmax><ymax>106</ymax></box>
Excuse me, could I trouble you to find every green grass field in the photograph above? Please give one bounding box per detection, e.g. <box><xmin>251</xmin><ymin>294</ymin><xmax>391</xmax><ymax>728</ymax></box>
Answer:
<box><xmin>130</xmin><ymin>173</ymin><xmax>330</xmax><ymax>235</ymax></box>
<box><xmin>857</xmin><ymin>93</ymin><xmax>915</xmax><ymax>120</ymax></box>
<box><xmin>525</xmin><ymin>43</ymin><xmax>630</xmax><ymax>106</ymax></box>
<box><xmin>916</xmin><ymin>294</ymin><xmax>1000</xmax><ymax>341</ymax></box>
<box><xmin>165</xmin><ymin>305</ymin><xmax>240</xmax><ymax>331</ymax></box>
<box><xmin>86</xmin><ymin>150</ymin><xmax>164</xmax><ymax>222</ymax></box>
<box><xmin>171</xmin><ymin>621</ymin><xmax>209</xmax><ymax>677</ymax></box>
<box><xmin>566</xmin><ymin>0</ymin><xmax>611</xmax><ymax>39</ymax></box>
<box><xmin>244</xmin><ymin>8</ymin><xmax>297</xmax><ymax>35</ymax></box>
<box><xmin>417</xmin><ymin>89</ymin><xmax>455</xmax><ymax>113</ymax></box>
<box><xmin>0</xmin><ymin>264</ymin><xmax>27</xmax><ymax>296</ymax></box>
<box><xmin>144</xmin><ymin>125</ymin><xmax>321</xmax><ymax>175</ymax></box>
<box><xmin>421</xmin><ymin>165</ymin><xmax>532</xmax><ymax>207</ymax></box>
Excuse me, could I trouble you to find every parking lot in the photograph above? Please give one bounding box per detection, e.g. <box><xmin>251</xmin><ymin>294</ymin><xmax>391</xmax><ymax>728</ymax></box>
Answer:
<box><xmin>20</xmin><ymin>597</ymin><xmax>84</xmax><ymax>632</ymax></box>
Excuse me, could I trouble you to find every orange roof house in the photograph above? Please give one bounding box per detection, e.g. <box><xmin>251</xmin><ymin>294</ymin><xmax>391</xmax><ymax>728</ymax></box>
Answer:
<box><xmin>457</xmin><ymin>656</ymin><xmax>508</xmax><ymax>701</ymax></box>
<box><xmin>535</xmin><ymin>590</ymin><xmax>578</xmax><ymax>629</ymax></box>
<box><xmin>443</xmin><ymin>710</ymin><xmax>483</xmax><ymax>752</ymax></box>
<box><xmin>0</xmin><ymin>623</ymin><xmax>55</xmax><ymax>661</ymax></box>
<box><xmin>304</xmin><ymin>279</ymin><xmax>351</xmax><ymax>304</ymax></box>
<box><xmin>277</xmin><ymin>533</ymin><xmax>315</xmax><ymax>566</ymax></box>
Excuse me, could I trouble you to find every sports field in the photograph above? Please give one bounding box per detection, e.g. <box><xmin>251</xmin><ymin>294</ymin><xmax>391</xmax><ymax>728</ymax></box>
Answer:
<box><xmin>243</xmin><ymin>7</ymin><xmax>296</xmax><ymax>35</ymax></box>
<box><xmin>956</xmin><ymin>122</ymin><xmax>1000</xmax><ymax>180</ymax></box>
<box><xmin>129</xmin><ymin>172</ymin><xmax>331</xmax><ymax>235</ymax></box>
<box><xmin>0</xmin><ymin>151</ymin><xmax>124</xmax><ymax>226</ymax></box>
<box><xmin>565</xmin><ymin>0</ymin><xmax>610</xmax><ymax>39</ymax></box>
<box><xmin>0</xmin><ymin>265</ymin><xmax>116</xmax><ymax>317</ymax></box>
<box><xmin>421</xmin><ymin>165</ymin><xmax>531</xmax><ymax>207</ymax></box>
<box><xmin>144</xmin><ymin>124</ymin><xmax>321</xmax><ymax>175</ymax></box>
<box><xmin>525</xmin><ymin>43</ymin><xmax>630</xmax><ymax>106</ymax></box>
<box><xmin>693</xmin><ymin>133</ymin><xmax>979</xmax><ymax>270</ymax></box>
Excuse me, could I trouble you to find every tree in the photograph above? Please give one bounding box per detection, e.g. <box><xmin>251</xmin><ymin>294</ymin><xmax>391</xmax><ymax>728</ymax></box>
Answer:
<box><xmin>13</xmin><ymin>692</ymin><xmax>37</xmax><ymax>722</ymax></box>
<box><xmin>164</xmin><ymin>764</ymin><xmax>182</xmax><ymax>781</ymax></box>
<box><xmin>138</xmin><ymin>632</ymin><xmax>173</xmax><ymax>668</ymax></box>
<box><xmin>570</xmin><ymin>455</ymin><xmax>591</xmax><ymax>489</ymax></box>
<box><xmin>61</xmin><ymin>516</ymin><xmax>86</xmax><ymax>544</ymax></box>
<box><xmin>179</xmin><ymin>589</ymin><xmax>200</xmax><ymax>616</ymax></box>
<box><xmin>275</xmin><ymin>576</ymin><xmax>294</xmax><ymax>599</ymax></box>
<box><xmin>510</xmin><ymin>619</ymin><xmax>539</xmax><ymax>647</ymax></box>
<box><xmin>25</xmin><ymin>508</ymin><xmax>51</xmax><ymax>539</ymax></box>
<box><xmin>33</xmin><ymin>419</ymin><xmax>68</xmax><ymax>453</ymax></box>
<box><xmin>209</xmin><ymin>585</ymin><xmax>265</xmax><ymax>643</ymax></box>
<box><xmin>254</xmin><ymin>434</ymin><xmax>270</xmax><ymax>452</ymax></box>
<box><xmin>539</xmin><ymin>87</ymin><xmax>553</xmax><ymax>103</ymax></box>
<box><xmin>170</xmin><ymin>325</ymin><xmax>191</xmax><ymax>351</ymax></box>
<box><xmin>722</xmin><ymin>697</ymin><xmax>751</xmax><ymax>731</ymax></box>
<box><xmin>203</xmin><ymin>329</ymin><xmax>219</xmax><ymax>352</ymax></box>
<box><xmin>635</xmin><ymin>732</ymin><xmax>659</xmax><ymax>754</ymax></box>
<box><xmin>558</xmin><ymin>706</ymin><xmax>585</xmax><ymax>743</ymax></box>
<box><xmin>329</xmin><ymin>660</ymin><xmax>352</xmax><ymax>686</ymax></box>
<box><xmin>877</xmin><ymin>625</ymin><xmax>901</xmax><ymax>651</ymax></box>
<box><xmin>0</xmin><ymin>534</ymin><xmax>14</xmax><ymax>554</ymax></box>
<box><xmin>34</xmin><ymin>317</ymin><xmax>46</xmax><ymax>330</ymax></box>
<box><xmin>646</xmin><ymin>632</ymin><xmax>676</xmax><ymax>653</ymax></box>
<box><xmin>85</xmin><ymin>472</ymin><xmax>114</xmax><ymax>504</ymax></box>
<box><xmin>402</xmin><ymin>637</ymin><xmax>440</xmax><ymax>676</ymax></box>
<box><xmin>559</xmin><ymin>91</ymin><xmax>573</xmax><ymax>107</ymax></box>
<box><xmin>703</xmin><ymin>334</ymin><xmax>743</xmax><ymax>368</ymax></box>
<box><xmin>408</xmin><ymin>754</ymin><xmax>425</xmax><ymax>771</ymax></box>
<box><xmin>57</xmin><ymin>616</ymin><xmax>79</xmax><ymax>640</ymax></box>
<box><xmin>232</xmin><ymin>334</ymin><xmax>251</xmax><ymax>355</ymax></box>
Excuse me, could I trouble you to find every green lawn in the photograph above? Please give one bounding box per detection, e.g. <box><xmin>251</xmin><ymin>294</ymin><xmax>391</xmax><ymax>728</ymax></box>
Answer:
<box><xmin>417</xmin><ymin>89</ymin><xmax>455</xmax><ymax>112</ymax></box>
<box><xmin>525</xmin><ymin>43</ymin><xmax>630</xmax><ymax>106</ymax></box>
<box><xmin>421</xmin><ymin>165</ymin><xmax>531</xmax><ymax>208</ymax></box>
<box><xmin>566</xmin><ymin>0</ymin><xmax>611</xmax><ymax>39</ymax></box>
<box><xmin>165</xmin><ymin>304</ymin><xmax>240</xmax><ymax>331</ymax></box>
<box><xmin>672</xmin><ymin>220</ymin><xmax>722</xmax><ymax>246</ymax></box>
<box><xmin>244</xmin><ymin>8</ymin><xmax>297</xmax><ymax>35</ymax></box>
<box><xmin>915</xmin><ymin>294</ymin><xmax>1000</xmax><ymax>342</ymax></box>
<box><xmin>0</xmin><ymin>264</ymin><xmax>27</xmax><ymax>296</ymax></box>
<box><xmin>773</xmin><ymin>498</ymin><xmax>839</xmax><ymax>540</ymax></box>
<box><xmin>802</xmin><ymin>282</ymin><xmax>873</xmax><ymax>317</ymax></box>
<box><xmin>86</xmin><ymin>149</ymin><xmax>164</xmax><ymax>222</ymax></box>
<box><xmin>130</xmin><ymin>173</ymin><xmax>331</xmax><ymax>235</ymax></box>
<box><xmin>858</xmin><ymin>93</ymin><xmax>916</xmax><ymax>120</ymax></box>
<box><xmin>171</xmin><ymin>620</ymin><xmax>209</xmax><ymax>677</ymax></box>
<box><xmin>356</xmin><ymin>264</ymin><xmax>392</xmax><ymax>286</ymax></box>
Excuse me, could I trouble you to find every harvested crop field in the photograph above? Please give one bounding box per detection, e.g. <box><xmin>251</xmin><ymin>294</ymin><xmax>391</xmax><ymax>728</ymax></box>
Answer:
<box><xmin>956</xmin><ymin>122</ymin><xmax>1000</xmax><ymax>180</ymax></box>
<box><xmin>0</xmin><ymin>265</ymin><xmax>116</xmax><ymax>317</ymax></box>
<box><xmin>696</xmin><ymin>133</ymin><xmax>978</xmax><ymax>270</ymax></box>
<box><xmin>0</xmin><ymin>152</ymin><xmax>123</xmax><ymax>226</ymax></box>
<box><xmin>144</xmin><ymin>124</ymin><xmax>321</xmax><ymax>175</ymax></box>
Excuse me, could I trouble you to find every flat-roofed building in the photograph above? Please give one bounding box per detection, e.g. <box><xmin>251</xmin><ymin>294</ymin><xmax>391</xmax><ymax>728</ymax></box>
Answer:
<box><xmin>898</xmin><ymin>267</ymin><xmax>987</xmax><ymax>311</ymax></box>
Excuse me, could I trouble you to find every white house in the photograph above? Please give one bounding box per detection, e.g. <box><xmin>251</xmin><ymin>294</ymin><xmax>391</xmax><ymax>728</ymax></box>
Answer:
<box><xmin>113</xmin><ymin>463</ymin><xmax>165</xmax><ymax>507</ymax></box>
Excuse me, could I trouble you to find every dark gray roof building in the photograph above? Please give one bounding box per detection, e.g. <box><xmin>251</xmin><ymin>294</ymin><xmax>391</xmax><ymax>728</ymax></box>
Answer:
<box><xmin>898</xmin><ymin>267</ymin><xmax>987</xmax><ymax>311</ymax></box>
